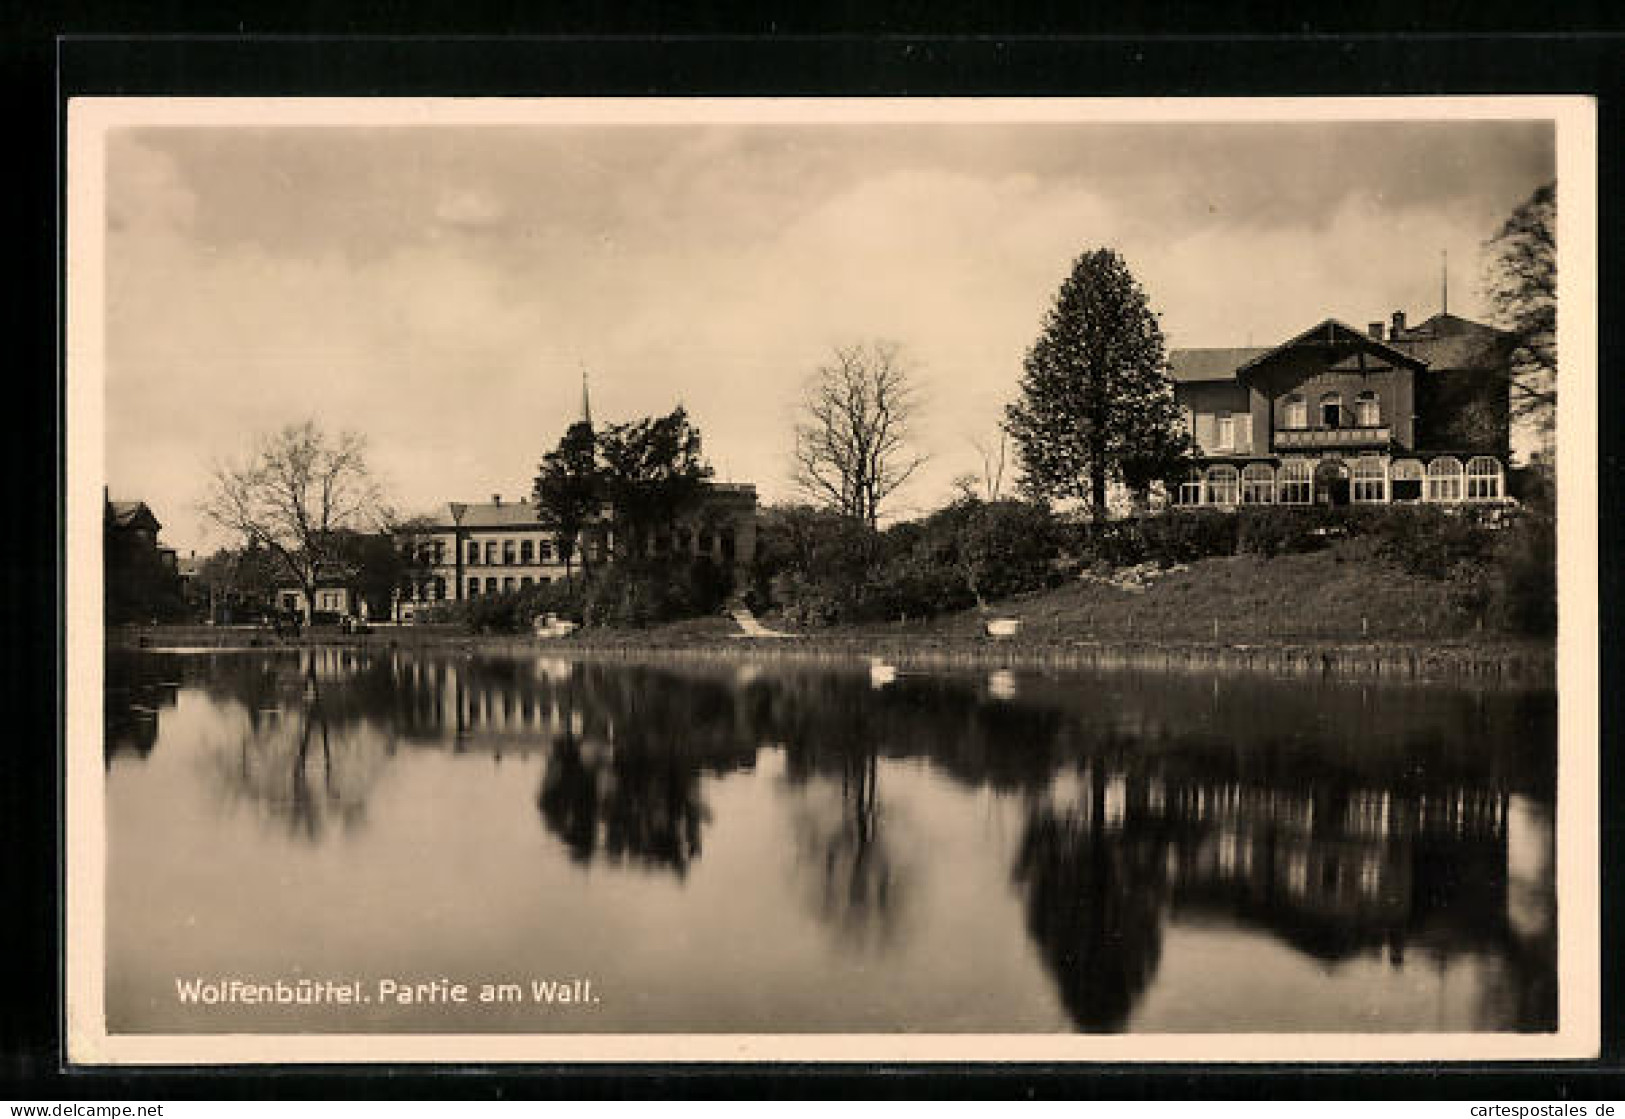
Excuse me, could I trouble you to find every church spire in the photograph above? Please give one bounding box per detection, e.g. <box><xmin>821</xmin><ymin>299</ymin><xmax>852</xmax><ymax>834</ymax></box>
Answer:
<box><xmin>579</xmin><ymin>363</ymin><xmax>593</xmax><ymax>427</ymax></box>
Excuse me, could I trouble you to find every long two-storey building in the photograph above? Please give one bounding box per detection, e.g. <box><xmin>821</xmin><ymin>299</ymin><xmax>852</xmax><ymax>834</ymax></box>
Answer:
<box><xmin>1169</xmin><ymin>309</ymin><xmax>1514</xmax><ymax>508</ymax></box>
<box><xmin>393</xmin><ymin>484</ymin><xmax>759</xmax><ymax>620</ymax></box>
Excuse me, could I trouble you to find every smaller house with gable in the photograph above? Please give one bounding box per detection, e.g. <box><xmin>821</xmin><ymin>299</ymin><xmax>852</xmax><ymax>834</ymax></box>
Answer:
<box><xmin>1168</xmin><ymin>309</ymin><xmax>1514</xmax><ymax>508</ymax></box>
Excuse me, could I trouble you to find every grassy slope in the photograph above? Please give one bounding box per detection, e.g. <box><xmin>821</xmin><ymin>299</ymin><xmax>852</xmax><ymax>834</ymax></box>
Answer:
<box><xmin>840</xmin><ymin>537</ymin><xmax>1501</xmax><ymax>646</ymax></box>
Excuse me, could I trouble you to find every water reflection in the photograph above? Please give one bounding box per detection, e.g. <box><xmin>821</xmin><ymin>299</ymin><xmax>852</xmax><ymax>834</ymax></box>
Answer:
<box><xmin>105</xmin><ymin>647</ymin><xmax>1558</xmax><ymax>1033</ymax></box>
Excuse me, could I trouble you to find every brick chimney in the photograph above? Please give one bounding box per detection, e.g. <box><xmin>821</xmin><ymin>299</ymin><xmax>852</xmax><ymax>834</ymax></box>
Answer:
<box><xmin>1368</xmin><ymin>321</ymin><xmax>1385</xmax><ymax>341</ymax></box>
<box><xmin>1390</xmin><ymin>310</ymin><xmax>1407</xmax><ymax>338</ymax></box>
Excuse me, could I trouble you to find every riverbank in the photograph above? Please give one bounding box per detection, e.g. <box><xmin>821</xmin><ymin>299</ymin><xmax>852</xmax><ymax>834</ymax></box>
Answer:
<box><xmin>109</xmin><ymin>618</ymin><xmax>1552</xmax><ymax>683</ymax></box>
<box><xmin>111</xmin><ymin>544</ymin><xmax>1555</xmax><ymax>682</ymax></box>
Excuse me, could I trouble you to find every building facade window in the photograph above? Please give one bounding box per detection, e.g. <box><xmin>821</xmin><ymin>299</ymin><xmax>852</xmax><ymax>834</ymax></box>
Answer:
<box><xmin>1178</xmin><ymin>468</ymin><xmax>1204</xmax><ymax>506</ymax></box>
<box><xmin>484</xmin><ymin>541</ymin><xmax>497</xmax><ymax>565</ymax></box>
<box><xmin>485</xmin><ymin>576</ymin><xmax>498</xmax><ymax>594</ymax></box>
<box><xmin>433</xmin><ymin>540</ymin><xmax>445</xmax><ymax>565</ymax></box>
<box><xmin>1240</xmin><ymin>463</ymin><xmax>1275</xmax><ymax>504</ymax></box>
<box><xmin>1285</xmin><ymin>394</ymin><xmax>1307</xmax><ymax>429</ymax></box>
<box><xmin>1319</xmin><ymin>392</ymin><xmax>1343</xmax><ymax>428</ymax></box>
<box><xmin>503</xmin><ymin>577</ymin><xmax>516</xmax><ymax>592</ymax></box>
<box><xmin>467</xmin><ymin>542</ymin><xmax>479</xmax><ymax>565</ymax></box>
<box><xmin>1215</xmin><ymin>412</ymin><xmax>1234</xmax><ymax>450</ymax></box>
<box><xmin>1426</xmin><ymin>456</ymin><xmax>1464</xmax><ymax>503</ymax></box>
<box><xmin>540</xmin><ymin>539</ymin><xmax>554</xmax><ymax>562</ymax></box>
<box><xmin>521</xmin><ymin>576</ymin><xmax>533</xmax><ymax>588</ymax></box>
<box><xmin>520</xmin><ymin>539</ymin><xmax>533</xmax><ymax>564</ymax></box>
<box><xmin>1355</xmin><ymin>390</ymin><xmax>1381</xmax><ymax>427</ymax></box>
<box><xmin>1205</xmin><ymin>464</ymin><xmax>1239</xmax><ymax>506</ymax></box>
<box><xmin>1466</xmin><ymin>456</ymin><xmax>1504</xmax><ymax>501</ymax></box>
<box><xmin>433</xmin><ymin>577</ymin><xmax>445</xmax><ymax>600</ymax></box>
<box><xmin>1390</xmin><ymin>459</ymin><xmax>1424</xmax><ymax>502</ymax></box>
<box><xmin>468</xmin><ymin>578</ymin><xmax>480</xmax><ymax>597</ymax></box>
<box><xmin>1278</xmin><ymin>459</ymin><xmax>1313</xmax><ymax>504</ymax></box>
<box><xmin>503</xmin><ymin>539</ymin><xmax>516</xmax><ymax>565</ymax></box>
<box><xmin>1351</xmin><ymin>456</ymin><xmax>1387</xmax><ymax>503</ymax></box>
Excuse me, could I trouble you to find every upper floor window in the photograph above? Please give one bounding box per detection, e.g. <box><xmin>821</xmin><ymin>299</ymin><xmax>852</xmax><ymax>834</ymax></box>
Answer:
<box><xmin>484</xmin><ymin>541</ymin><xmax>497</xmax><ymax>565</ymax></box>
<box><xmin>466</xmin><ymin>541</ymin><xmax>479</xmax><ymax>565</ymax></box>
<box><xmin>1320</xmin><ymin>392</ymin><xmax>1343</xmax><ymax>428</ymax></box>
<box><xmin>1182</xmin><ymin>405</ymin><xmax>1196</xmax><ymax>439</ymax></box>
<box><xmin>1284</xmin><ymin>394</ymin><xmax>1307</xmax><ymax>430</ymax></box>
<box><xmin>1215</xmin><ymin>411</ymin><xmax>1234</xmax><ymax>450</ymax></box>
<box><xmin>503</xmin><ymin>539</ymin><xmax>516</xmax><ymax>565</ymax></box>
<box><xmin>520</xmin><ymin>539</ymin><xmax>534</xmax><ymax>564</ymax></box>
<box><xmin>1355</xmin><ymin>390</ymin><xmax>1380</xmax><ymax>427</ymax></box>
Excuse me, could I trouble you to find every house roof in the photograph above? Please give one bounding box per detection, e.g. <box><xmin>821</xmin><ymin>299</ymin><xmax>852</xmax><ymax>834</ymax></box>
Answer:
<box><xmin>442</xmin><ymin>499</ymin><xmax>544</xmax><ymax>530</ymax></box>
<box><xmin>1388</xmin><ymin>313</ymin><xmax>1511</xmax><ymax>372</ymax></box>
<box><xmin>107</xmin><ymin>500</ymin><xmax>160</xmax><ymax>532</ymax></box>
<box><xmin>420</xmin><ymin>482</ymin><xmax>759</xmax><ymax>531</ymax></box>
<box><xmin>1167</xmin><ymin>347</ymin><xmax>1270</xmax><ymax>383</ymax></box>
<box><xmin>1236</xmin><ymin>318</ymin><xmax>1428</xmax><ymax>375</ymax></box>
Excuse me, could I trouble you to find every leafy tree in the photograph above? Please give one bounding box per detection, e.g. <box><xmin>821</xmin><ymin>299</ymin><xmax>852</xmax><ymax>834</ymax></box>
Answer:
<box><xmin>533</xmin><ymin>419</ymin><xmax>603</xmax><ymax>581</ymax></box>
<box><xmin>1483</xmin><ymin>181</ymin><xmax>1556</xmax><ymax>464</ymax></box>
<box><xmin>1005</xmin><ymin>249</ymin><xmax>1188</xmax><ymax>523</ymax></box>
<box><xmin>200</xmin><ymin>420</ymin><xmax>383</xmax><ymax>620</ymax></box>
<box><xmin>193</xmin><ymin>543</ymin><xmax>282</xmax><ymax>621</ymax></box>
<box><xmin>596</xmin><ymin>407</ymin><xmax>713</xmax><ymax>560</ymax></box>
<box><xmin>793</xmin><ymin>341</ymin><xmax>926</xmax><ymax>529</ymax></box>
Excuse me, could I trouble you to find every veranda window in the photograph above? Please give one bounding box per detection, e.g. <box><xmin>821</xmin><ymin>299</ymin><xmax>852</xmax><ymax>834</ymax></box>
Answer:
<box><xmin>1466</xmin><ymin>457</ymin><xmax>1504</xmax><ymax>501</ymax></box>
<box><xmin>1240</xmin><ymin>463</ymin><xmax>1275</xmax><ymax>504</ymax></box>
<box><xmin>1178</xmin><ymin>468</ymin><xmax>1204</xmax><ymax>506</ymax></box>
<box><xmin>1215</xmin><ymin>412</ymin><xmax>1234</xmax><ymax>450</ymax></box>
<box><xmin>1390</xmin><ymin>459</ymin><xmax>1424</xmax><ymax>502</ymax></box>
<box><xmin>1426</xmin><ymin>456</ymin><xmax>1464</xmax><ymax>503</ymax></box>
<box><xmin>1205</xmin><ymin>464</ymin><xmax>1239</xmax><ymax>506</ymax></box>
<box><xmin>1278</xmin><ymin>459</ymin><xmax>1313</xmax><ymax>504</ymax></box>
<box><xmin>1351</xmin><ymin>456</ymin><xmax>1387</xmax><ymax>503</ymax></box>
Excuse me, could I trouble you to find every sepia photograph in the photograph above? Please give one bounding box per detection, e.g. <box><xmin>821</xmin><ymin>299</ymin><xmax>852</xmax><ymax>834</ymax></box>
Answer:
<box><xmin>64</xmin><ymin>96</ymin><xmax>1598</xmax><ymax>1064</ymax></box>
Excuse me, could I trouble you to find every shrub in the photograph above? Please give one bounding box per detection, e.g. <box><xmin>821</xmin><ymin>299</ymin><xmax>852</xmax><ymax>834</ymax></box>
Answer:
<box><xmin>1488</xmin><ymin>508</ymin><xmax>1556</xmax><ymax>635</ymax></box>
<box><xmin>1360</xmin><ymin>505</ymin><xmax>1501</xmax><ymax>576</ymax></box>
<box><xmin>1234</xmin><ymin>506</ymin><xmax>1336</xmax><ymax>558</ymax></box>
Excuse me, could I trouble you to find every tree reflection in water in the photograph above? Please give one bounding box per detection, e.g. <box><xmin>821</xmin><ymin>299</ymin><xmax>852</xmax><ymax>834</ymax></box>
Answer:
<box><xmin>537</xmin><ymin>733</ymin><xmax>711</xmax><ymax>876</ymax></box>
<box><xmin>200</xmin><ymin>649</ymin><xmax>391</xmax><ymax>842</ymax></box>
<box><xmin>1013</xmin><ymin>768</ymin><xmax>1169</xmax><ymax>1032</ymax></box>
<box><xmin>534</xmin><ymin>664</ymin><xmax>728</xmax><ymax>877</ymax></box>
<box><xmin>114</xmin><ymin>647</ymin><xmax>1558</xmax><ymax>1031</ymax></box>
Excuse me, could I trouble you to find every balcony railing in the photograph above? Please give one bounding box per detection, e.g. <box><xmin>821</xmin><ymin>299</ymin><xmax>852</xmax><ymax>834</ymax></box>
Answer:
<box><xmin>1273</xmin><ymin>425</ymin><xmax>1392</xmax><ymax>451</ymax></box>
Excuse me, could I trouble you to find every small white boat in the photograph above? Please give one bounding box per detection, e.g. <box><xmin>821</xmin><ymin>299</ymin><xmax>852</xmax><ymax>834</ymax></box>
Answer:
<box><xmin>868</xmin><ymin>659</ymin><xmax>898</xmax><ymax>688</ymax></box>
<box><xmin>985</xmin><ymin>618</ymin><xmax>1021</xmax><ymax>639</ymax></box>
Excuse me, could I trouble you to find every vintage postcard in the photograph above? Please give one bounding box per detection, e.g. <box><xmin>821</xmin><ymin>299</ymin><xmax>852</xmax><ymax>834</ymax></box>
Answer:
<box><xmin>65</xmin><ymin>96</ymin><xmax>1599</xmax><ymax>1064</ymax></box>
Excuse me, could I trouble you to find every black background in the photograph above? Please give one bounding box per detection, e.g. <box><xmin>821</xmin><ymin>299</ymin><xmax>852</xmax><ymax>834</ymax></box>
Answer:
<box><xmin>3</xmin><ymin>14</ymin><xmax>1623</xmax><ymax>1100</ymax></box>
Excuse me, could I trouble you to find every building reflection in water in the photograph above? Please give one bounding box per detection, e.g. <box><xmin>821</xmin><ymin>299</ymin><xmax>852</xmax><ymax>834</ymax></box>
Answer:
<box><xmin>106</xmin><ymin>647</ymin><xmax>1557</xmax><ymax>1032</ymax></box>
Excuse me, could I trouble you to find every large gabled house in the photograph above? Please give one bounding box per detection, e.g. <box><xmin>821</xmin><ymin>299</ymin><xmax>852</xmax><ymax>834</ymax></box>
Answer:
<box><xmin>1168</xmin><ymin>309</ymin><xmax>1515</xmax><ymax>508</ymax></box>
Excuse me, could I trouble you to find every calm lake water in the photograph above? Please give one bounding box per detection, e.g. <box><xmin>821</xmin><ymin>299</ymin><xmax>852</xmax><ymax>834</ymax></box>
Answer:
<box><xmin>104</xmin><ymin>646</ymin><xmax>1557</xmax><ymax>1034</ymax></box>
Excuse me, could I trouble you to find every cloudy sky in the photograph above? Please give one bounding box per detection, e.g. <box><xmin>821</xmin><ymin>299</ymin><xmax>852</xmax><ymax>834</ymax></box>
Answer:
<box><xmin>102</xmin><ymin>116</ymin><xmax>1554</xmax><ymax>552</ymax></box>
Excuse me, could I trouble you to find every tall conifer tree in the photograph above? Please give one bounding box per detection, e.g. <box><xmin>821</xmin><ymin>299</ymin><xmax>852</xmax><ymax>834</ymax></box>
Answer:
<box><xmin>1005</xmin><ymin>249</ymin><xmax>1188</xmax><ymax>522</ymax></box>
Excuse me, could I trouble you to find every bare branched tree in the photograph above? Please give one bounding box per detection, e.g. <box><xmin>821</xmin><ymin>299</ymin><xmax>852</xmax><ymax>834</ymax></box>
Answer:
<box><xmin>200</xmin><ymin>420</ymin><xmax>383</xmax><ymax>620</ymax></box>
<box><xmin>1483</xmin><ymin>181</ymin><xmax>1556</xmax><ymax>464</ymax></box>
<box><xmin>792</xmin><ymin>341</ymin><xmax>926</xmax><ymax>529</ymax></box>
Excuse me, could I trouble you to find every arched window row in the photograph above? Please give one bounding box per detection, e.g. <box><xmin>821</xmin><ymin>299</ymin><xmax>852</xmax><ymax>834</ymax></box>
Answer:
<box><xmin>1167</xmin><ymin>455</ymin><xmax>1504</xmax><ymax>506</ymax></box>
